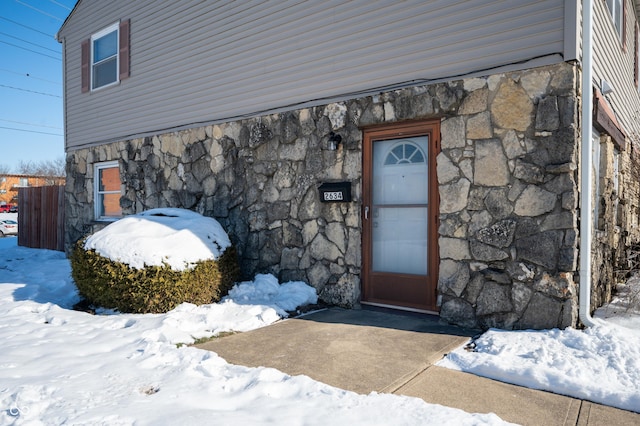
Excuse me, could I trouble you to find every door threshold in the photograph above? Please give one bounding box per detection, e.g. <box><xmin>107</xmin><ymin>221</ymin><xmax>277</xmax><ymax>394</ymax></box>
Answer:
<box><xmin>361</xmin><ymin>301</ymin><xmax>439</xmax><ymax>316</ymax></box>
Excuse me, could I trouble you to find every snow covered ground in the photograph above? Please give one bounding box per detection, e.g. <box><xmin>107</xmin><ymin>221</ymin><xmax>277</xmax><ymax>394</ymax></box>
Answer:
<box><xmin>1</xmin><ymin>205</ymin><xmax>639</xmax><ymax>423</ymax></box>
<box><xmin>0</xmin><ymin>237</ymin><xmax>509</xmax><ymax>425</ymax></box>
<box><xmin>438</xmin><ymin>280</ymin><xmax>640</xmax><ymax>414</ymax></box>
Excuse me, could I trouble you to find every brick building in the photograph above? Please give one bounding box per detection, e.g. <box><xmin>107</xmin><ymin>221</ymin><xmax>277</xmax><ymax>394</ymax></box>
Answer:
<box><xmin>0</xmin><ymin>174</ymin><xmax>66</xmax><ymax>206</ymax></box>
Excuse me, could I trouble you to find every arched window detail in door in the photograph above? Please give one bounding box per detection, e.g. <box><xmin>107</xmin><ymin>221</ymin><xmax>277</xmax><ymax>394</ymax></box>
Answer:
<box><xmin>384</xmin><ymin>141</ymin><xmax>426</xmax><ymax>165</ymax></box>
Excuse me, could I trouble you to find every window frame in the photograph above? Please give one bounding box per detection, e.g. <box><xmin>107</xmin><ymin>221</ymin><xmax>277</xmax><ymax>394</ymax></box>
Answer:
<box><xmin>613</xmin><ymin>148</ymin><xmax>621</xmax><ymax>227</ymax></box>
<box><xmin>90</xmin><ymin>22</ymin><xmax>120</xmax><ymax>91</ymax></box>
<box><xmin>592</xmin><ymin>128</ymin><xmax>602</xmax><ymax>230</ymax></box>
<box><xmin>94</xmin><ymin>161</ymin><xmax>122</xmax><ymax>221</ymax></box>
<box><xmin>605</xmin><ymin>0</ymin><xmax>626</xmax><ymax>45</ymax></box>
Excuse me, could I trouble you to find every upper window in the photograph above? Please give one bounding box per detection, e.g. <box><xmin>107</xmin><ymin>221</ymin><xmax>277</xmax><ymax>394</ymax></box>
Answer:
<box><xmin>91</xmin><ymin>23</ymin><xmax>119</xmax><ymax>90</ymax></box>
<box><xmin>94</xmin><ymin>161</ymin><xmax>122</xmax><ymax>220</ymax></box>
<box><xmin>606</xmin><ymin>0</ymin><xmax>625</xmax><ymax>42</ymax></box>
<box><xmin>81</xmin><ymin>20</ymin><xmax>130</xmax><ymax>93</ymax></box>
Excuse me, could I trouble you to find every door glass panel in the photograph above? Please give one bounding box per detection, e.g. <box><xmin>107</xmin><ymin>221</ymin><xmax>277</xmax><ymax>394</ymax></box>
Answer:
<box><xmin>372</xmin><ymin>137</ymin><xmax>429</xmax><ymax>275</ymax></box>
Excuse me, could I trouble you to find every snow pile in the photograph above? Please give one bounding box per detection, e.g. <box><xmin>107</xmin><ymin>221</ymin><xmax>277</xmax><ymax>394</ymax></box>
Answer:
<box><xmin>439</xmin><ymin>280</ymin><xmax>640</xmax><ymax>413</ymax></box>
<box><xmin>84</xmin><ymin>208</ymin><xmax>231</xmax><ymax>271</ymax></box>
<box><xmin>226</xmin><ymin>273</ymin><xmax>318</xmax><ymax>316</ymax></box>
<box><xmin>0</xmin><ymin>238</ymin><xmax>508</xmax><ymax>425</ymax></box>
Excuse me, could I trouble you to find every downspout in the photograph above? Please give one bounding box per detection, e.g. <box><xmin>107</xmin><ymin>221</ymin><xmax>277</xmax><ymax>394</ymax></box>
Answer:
<box><xmin>579</xmin><ymin>0</ymin><xmax>597</xmax><ymax>327</ymax></box>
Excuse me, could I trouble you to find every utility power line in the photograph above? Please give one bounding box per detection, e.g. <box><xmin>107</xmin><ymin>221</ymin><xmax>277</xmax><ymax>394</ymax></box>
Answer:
<box><xmin>0</xmin><ymin>68</ymin><xmax>61</xmax><ymax>85</ymax></box>
<box><xmin>14</xmin><ymin>0</ymin><xmax>64</xmax><ymax>22</ymax></box>
<box><xmin>0</xmin><ymin>16</ymin><xmax>55</xmax><ymax>38</ymax></box>
<box><xmin>0</xmin><ymin>31</ymin><xmax>60</xmax><ymax>54</ymax></box>
<box><xmin>0</xmin><ymin>40</ymin><xmax>61</xmax><ymax>61</ymax></box>
<box><xmin>0</xmin><ymin>118</ymin><xmax>62</xmax><ymax>130</ymax></box>
<box><xmin>48</xmin><ymin>0</ymin><xmax>72</xmax><ymax>11</ymax></box>
<box><xmin>0</xmin><ymin>126</ymin><xmax>63</xmax><ymax>136</ymax></box>
<box><xmin>0</xmin><ymin>84</ymin><xmax>61</xmax><ymax>98</ymax></box>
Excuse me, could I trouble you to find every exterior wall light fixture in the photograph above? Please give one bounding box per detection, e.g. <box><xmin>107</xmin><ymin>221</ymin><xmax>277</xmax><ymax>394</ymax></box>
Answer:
<box><xmin>601</xmin><ymin>79</ymin><xmax>614</xmax><ymax>95</ymax></box>
<box><xmin>328</xmin><ymin>132</ymin><xmax>342</xmax><ymax>151</ymax></box>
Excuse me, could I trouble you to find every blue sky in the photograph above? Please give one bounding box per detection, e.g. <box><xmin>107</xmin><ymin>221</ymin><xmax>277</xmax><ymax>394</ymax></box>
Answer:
<box><xmin>0</xmin><ymin>0</ymin><xmax>77</xmax><ymax>171</ymax></box>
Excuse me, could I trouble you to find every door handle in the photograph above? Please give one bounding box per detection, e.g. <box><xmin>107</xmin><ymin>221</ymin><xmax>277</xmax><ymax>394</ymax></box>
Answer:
<box><xmin>364</xmin><ymin>206</ymin><xmax>369</xmax><ymax>220</ymax></box>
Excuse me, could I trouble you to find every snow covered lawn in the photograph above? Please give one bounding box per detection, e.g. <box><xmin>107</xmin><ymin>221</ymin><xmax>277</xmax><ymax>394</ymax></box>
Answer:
<box><xmin>439</xmin><ymin>279</ymin><xmax>640</xmax><ymax>413</ymax></box>
<box><xmin>0</xmin><ymin>238</ymin><xmax>509</xmax><ymax>425</ymax></box>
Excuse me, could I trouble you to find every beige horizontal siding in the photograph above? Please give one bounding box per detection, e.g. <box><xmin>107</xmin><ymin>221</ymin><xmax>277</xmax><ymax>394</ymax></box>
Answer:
<box><xmin>58</xmin><ymin>0</ymin><xmax>567</xmax><ymax>150</ymax></box>
<box><xmin>592</xmin><ymin>0</ymin><xmax>640</xmax><ymax>142</ymax></box>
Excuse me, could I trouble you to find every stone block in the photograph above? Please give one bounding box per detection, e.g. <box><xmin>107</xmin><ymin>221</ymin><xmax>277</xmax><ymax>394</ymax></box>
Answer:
<box><xmin>514</xmin><ymin>160</ymin><xmax>544</xmax><ymax>183</ymax></box>
<box><xmin>467</xmin><ymin>188</ymin><xmax>488</xmax><ymax>211</ymax></box>
<box><xmin>307</xmin><ymin>261</ymin><xmax>331</xmax><ymax>292</ymax></box>
<box><xmin>470</xmin><ymin>241</ymin><xmax>509</xmax><ymax>262</ymax></box>
<box><xmin>474</xmin><ymin>139</ymin><xmax>509</xmax><ymax>186</ymax></box>
<box><xmin>463</xmin><ymin>274</ymin><xmax>484</xmax><ymax>304</ymax></box>
<box><xmin>540</xmin><ymin>212</ymin><xmax>575</xmax><ymax>231</ymax></box>
<box><xmin>491</xmin><ymin>79</ymin><xmax>533</xmax><ymax>131</ymax></box>
<box><xmin>440</xmin><ymin>297</ymin><xmax>478</xmax><ymax>329</ymax></box>
<box><xmin>320</xmin><ymin>274</ymin><xmax>360</xmax><ymax>308</ymax></box>
<box><xmin>438</xmin><ymin>259</ymin><xmax>470</xmax><ymax>297</ymax></box>
<box><xmin>326</xmin><ymin>222</ymin><xmax>347</xmax><ymax>254</ymax></box>
<box><xmin>298</xmin><ymin>187</ymin><xmax>321</xmax><ymax>221</ymax></box>
<box><xmin>476</xmin><ymin>281</ymin><xmax>513</xmax><ymax>316</ymax></box>
<box><xmin>249</xmin><ymin>122</ymin><xmax>273</xmax><ymax>147</ymax></box>
<box><xmin>283</xmin><ymin>222</ymin><xmax>303</xmax><ymax>246</ymax></box>
<box><xmin>441</xmin><ymin>116</ymin><xmax>466</xmax><ymax>149</ymax></box>
<box><xmin>310</xmin><ymin>234</ymin><xmax>341</xmax><ymax>262</ymax></box>
<box><xmin>440</xmin><ymin>238</ymin><xmax>471</xmax><ymax>260</ymax></box>
<box><xmin>478</xmin><ymin>313</ymin><xmax>519</xmax><ymax>330</ymax></box>
<box><xmin>345</xmin><ymin>228</ymin><xmax>361</xmax><ymax>267</ymax></box>
<box><xmin>515</xmin><ymin>231</ymin><xmax>563</xmax><ymax>269</ymax></box>
<box><xmin>512</xmin><ymin>282</ymin><xmax>533</xmax><ymax>314</ymax></box>
<box><xmin>514</xmin><ymin>185</ymin><xmax>556</xmax><ymax>216</ymax></box>
<box><xmin>466</xmin><ymin>111</ymin><xmax>493</xmax><ymax>139</ymax></box>
<box><xmin>459</xmin><ymin>87</ymin><xmax>488</xmax><ymax>115</ymax></box>
<box><xmin>476</xmin><ymin>219</ymin><xmax>516</xmax><ymax>248</ymax></box>
<box><xmin>533</xmin><ymin>272</ymin><xmax>575</xmax><ymax>300</ymax></box>
<box><xmin>484</xmin><ymin>189</ymin><xmax>514</xmax><ymax>219</ymax></box>
<box><xmin>468</xmin><ymin>210</ymin><xmax>493</xmax><ymax>235</ymax></box>
<box><xmin>506</xmin><ymin>261</ymin><xmax>536</xmax><ymax>282</ymax></box>
<box><xmin>437</xmin><ymin>152</ymin><xmax>460</xmax><ymax>184</ymax></box>
<box><xmin>544</xmin><ymin>174</ymin><xmax>575</xmax><ymax>195</ymax></box>
<box><xmin>535</xmin><ymin>96</ymin><xmax>560</xmax><ymax>131</ymax></box>
<box><xmin>281</xmin><ymin>247</ymin><xmax>302</xmax><ymax>269</ymax></box>
<box><xmin>520</xmin><ymin>69</ymin><xmax>551</xmax><ymax>99</ymax></box>
<box><xmin>502</xmin><ymin>129</ymin><xmax>525</xmax><ymax>159</ymax></box>
<box><xmin>267</xmin><ymin>201</ymin><xmax>290</xmax><ymax>222</ymax></box>
<box><xmin>440</xmin><ymin>178</ymin><xmax>471</xmax><ymax>213</ymax></box>
<box><xmin>519</xmin><ymin>292</ymin><xmax>562</xmax><ymax>329</ymax></box>
<box><xmin>560</xmin><ymin>298</ymin><xmax>578</xmax><ymax>328</ymax></box>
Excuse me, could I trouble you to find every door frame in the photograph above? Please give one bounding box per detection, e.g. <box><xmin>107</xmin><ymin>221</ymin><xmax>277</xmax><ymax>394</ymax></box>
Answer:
<box><xmin>361</xmin><ymin>119</ymin><xmax>441</xmax><ymax>313</ymax></box>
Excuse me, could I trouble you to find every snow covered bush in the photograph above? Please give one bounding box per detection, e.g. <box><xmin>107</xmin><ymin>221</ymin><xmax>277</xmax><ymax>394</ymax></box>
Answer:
<box><xmin>70</xmin><ymin>208</ymin><xmax>240</xmax><ymax>313</ymax></box>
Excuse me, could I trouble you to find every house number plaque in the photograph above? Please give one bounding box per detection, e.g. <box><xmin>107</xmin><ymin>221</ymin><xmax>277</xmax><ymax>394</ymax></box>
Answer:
<box><xmin>318</xmin><ymin>182</ymin><xmax>352</xmax><ymax>203</ymax></box>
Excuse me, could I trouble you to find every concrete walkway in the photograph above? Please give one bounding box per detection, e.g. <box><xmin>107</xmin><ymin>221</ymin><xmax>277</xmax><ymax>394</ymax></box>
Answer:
<box><xmin>196</xmin><ymin>308</ymin><xmax>640</xmax><ymax>425</ymax></box>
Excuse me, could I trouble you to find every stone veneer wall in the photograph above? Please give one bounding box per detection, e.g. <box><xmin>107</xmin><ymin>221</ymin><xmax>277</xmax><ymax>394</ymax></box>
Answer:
<box><xmin>66</xmin><ymin>62</ymin><xmax>585</xmax><ymax>329</ymax></box>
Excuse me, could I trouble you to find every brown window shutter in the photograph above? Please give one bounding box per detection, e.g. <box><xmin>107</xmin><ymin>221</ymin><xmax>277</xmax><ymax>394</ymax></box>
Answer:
<box><xmin>119</xmin><ymin>19</ymin><xmax>130</xmax><ymax>80</ymax></box>
<box><xmin>81</xmin><ymin>38</ymin><xmax>90</xmax><ymax>92</ymax></box>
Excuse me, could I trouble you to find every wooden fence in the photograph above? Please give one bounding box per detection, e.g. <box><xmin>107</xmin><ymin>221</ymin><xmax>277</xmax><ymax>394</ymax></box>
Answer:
<box><xmin>17</xmin><ymin>186</ymin><xmax>65</xmax><ymax>251</ymax></box>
